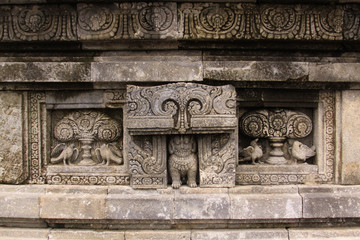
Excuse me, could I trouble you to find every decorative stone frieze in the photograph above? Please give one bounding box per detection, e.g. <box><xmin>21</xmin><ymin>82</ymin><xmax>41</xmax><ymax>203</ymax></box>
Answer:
<box><xmin>127</xmin><ymin>83</ymin><xmax>237</xmax><ymax>188</ymax></box>
<box><xmin>0</xmin><ymin>3</ymin><xmax>359</xmax><ymax>41</ymax></box>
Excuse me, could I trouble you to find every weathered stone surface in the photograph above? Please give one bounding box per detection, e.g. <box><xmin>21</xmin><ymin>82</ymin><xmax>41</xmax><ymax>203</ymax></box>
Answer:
<box><xmin>0</xmin><ymin>227</ymin><xmax>49</xmax><ymax>240</ymax></box>
<box><xmin>309</xmin><ymin>63</ymin><xmax>360</xmax><ymax>82</ymax></box>
<box><xmin>229</xmin><ymin>186</ymin><xmax>302</xmax><ymax>219</ymax></box>
<box><xmin>40</xmin><ymin>186</ymin><xmax>107</xmax><ymax>219</ymax></box>
<box><xmin>125</xmin><ymin>230</ymin><xmax>190</xmax><ymax>240</ymax></box>
<box><xmin>191</xmin><ymin>229</ymin><xmax>288</xmax><ymax>240</ymax></box>
<box><xmin>174</xmin><ymin>187</ymin><xmax>230</xmax><ymax>219</ymax></box>
<box><xmin>204</xmin><ymin>61</ymin><xmax>309</xmax><ymax>81</ymax></box>
<box><xmin>0</xmin><ymin>62</ymin><xmax>90</xmax><ymax>82</ymax></box>
<box><xmin>105</xmin><ymin>186</ymin><xmax>174</xmax><ymax>220</ymax></box>
<box><xmin>300</xmin><ymin>185</ymin><xmax>360</xmax><ymax>218</ymax></box>
<box><xmin>289</xmin><ymin>228</ymin><xmax>360</xmax><ymax>239</ymax></box>
<box><xmin>0</xmin><ymin>185</ymin><xmax>44</xmax><ymax>218</ymax></box>
<box><xmin>341</xmin><ymin>90</ymin><xmax>360</xmax><ymax>184</ymax></box>
<box><xmin>91</xmin><ymin>52</ymin><xmax>202</xmax><ymax>82</ymax></box>
<box><xmin>0</xmin><ymin>92</ymin><xmax>24</xmax><ymax>184</ymax></box>
<box><xmin>49</xmin><ymin>229</ymin><xmax>124</xmax><ymax>240</ymax></box>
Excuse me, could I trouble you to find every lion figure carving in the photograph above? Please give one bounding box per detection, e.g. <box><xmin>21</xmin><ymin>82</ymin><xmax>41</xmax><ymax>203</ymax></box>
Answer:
<box><xmin>168</xmin><ymin>135</ymin><xmax>197</xmax><ymax>189</ymax></box>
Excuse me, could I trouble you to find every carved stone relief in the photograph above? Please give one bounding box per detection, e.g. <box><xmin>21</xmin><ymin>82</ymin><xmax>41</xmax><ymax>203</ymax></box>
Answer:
<box><xmin>240</xmin><ymin>109</ymin><xmax>314</xmax><ymax>165</ymax></box>
<box><xmin>23</xmin><ymin>91</ymin><xmax>130</xmax><ymax>185</ymax></box>
<box><xmin>126</xmin><ymin>83</ymin><xmax>237</xmax><ymax>188</ymax></box>
<box><xmin>169</xmin><ymin>135</ymin><xmax>197</xmax><ymax>189</ymax></box>
<box><xmin>236</xmin><ymin>91</ymin><xmax>335</xmax><ymax>185</ymax></box>
<box><xmin>50</xmin><ymin>110</ymin><xmax>123</xmax><ymax>166</ymax></box>
<box><xmin>0</xmin><ymin>3</ymin><xmax>359</xmax><ymax>41</ymax></box>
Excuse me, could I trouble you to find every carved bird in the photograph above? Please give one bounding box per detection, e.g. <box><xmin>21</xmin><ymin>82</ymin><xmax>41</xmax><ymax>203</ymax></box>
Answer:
<box><xmin>290</xmin><ymin>141</ymin><xmax>316</xmax><ymax>164</ymax></box>
<box><xmin>50</xmin><ymin>143</ymin><xmax>79</xmax><ymax>165</ymax></box>
<box><xmin>239</xmin><ymin>138</ymin><xmax>263</xmax><ymax>164</ymax></box>
<box><xmin>95</xmin><ymin>143</ymin><xmax>123</xmax><ymax>165</ymax></box>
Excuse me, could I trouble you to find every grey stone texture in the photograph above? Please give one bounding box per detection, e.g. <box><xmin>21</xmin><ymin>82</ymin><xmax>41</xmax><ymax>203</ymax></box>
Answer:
<box><xmin>2</xmin><ymin>57</ymin><xmax>360</xmax><ymax>83</ymax></box>
<box><xmin>1</xmin><ymin>185</ymin><xmax>359</xmax><ymax>223</ymax></box>
<box><xmin>300</xmin><ymin>185</ymin><xmax>360</xmax><ymax>219</ymax></box>
<box><xmin>230</xmin><ymin>186</ymin><xmax>302</xmax><ymax>219</ymax></box>
<box><xmin>0</xmin><ymin>92</ymin><xmax>24</xmax><ymax>184</ymax></box>
<box><xmin>341</xmin><ymin>90</ymin><xmax>360</xmax><ymax>184</ymax></box>
<box><xmin>1</xmin><ymin>227</ymin><xmax>360</xmax><ymax>240</ymax></box>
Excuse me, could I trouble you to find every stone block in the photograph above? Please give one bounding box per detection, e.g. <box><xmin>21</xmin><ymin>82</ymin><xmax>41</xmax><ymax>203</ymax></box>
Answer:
<box><xmin>309</xmin><ymin>63</ymin><xmax>360</xmax><ymax>82</ymax></box>
<box><xmin>105</xmin><ymin>187</ymin><xmax>174</xmax><ymax>220</ymax></box>
<box><xmin>229</xmin><ymin>186</ymin><xmax>302</xmax><ymax>219</ymax></box>
<box><xmin>191</xmin><ymin>229</ymin><xmax>288</xmax><ymax>240</ymax></box>
<box><xmin>341</xmin><ymin>90</ymin><xmax>360</xmax><ymax>184</ymax></box>
<box><xmin>203</xmin><ymin>61</ymin><xmax>308</xmax><ymax>81</ymax></box>
<box><xmin>125</xmin><ymin>230</ymin><xmax>191</xmax><ymax>240</ymax></box>
<box><xmin>289</xmin><ymin>227</ymin><xmax>360</xmax><ymax>240</ymax></box>
<box><xmin>49</xmin><ymin>229</ymin><xmax>124</xmax><ymax>240</ymax></box>
<box><xmin>40</xmin><ymin>186</ymin><xmax>107</xmax><ymax>219</ymax></box>
<box><xmin>300</xmin><ymin>185</ymin><xmax>360</xmax><ymax>218</ymax></box>
<box><xmin>174</xmin><ymin>187</ymin><xmax>230</xmax><ymax>219</ymax></box>
<box><xmin>0</xmin><ymin>62</ymin><xmax>90</xmax><ymax>82</ymax></box>
<box><xmin>0</xmin><ymin>227</ymin><xmax>49</xmax><ymax>240</ymax></box>
<box><xmin>91</xmin><ymin>52</ymin><xmax>202</xmax><ymax>82</ymax></box>
<box><xmin>0</xmin><ymin>185</ymin><xmax>45</xmax><ymax>218</ymax></box>
<box><xmin>0</xmin><ymin>92</ymin><xmax>24</xmax><ymax>184</ymax></box>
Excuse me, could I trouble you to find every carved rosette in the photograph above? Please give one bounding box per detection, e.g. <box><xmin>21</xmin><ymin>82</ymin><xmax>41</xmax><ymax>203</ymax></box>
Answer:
<box><xmin>240</xmin><ymin>109</ymin><xmax>312</xmax><ymax>165</ymax></box>
<box><xmin>52</xmin><ymin>110</ymin><xmax>122</xmax><ymax>166</ymax></box>
<box><xmin>129</xmin><ymin>2</ymin><xmax>178</xmax><ymax>39</ymax></box>
<box><xmin>260</xmin><ymin>5</ymin><xmax>300</xmax><ymax>39</ymax></box>
<box><xmin>77</xmin><ymin>4</ymin><xmax>119</xmax><ymax>40</ymax></box>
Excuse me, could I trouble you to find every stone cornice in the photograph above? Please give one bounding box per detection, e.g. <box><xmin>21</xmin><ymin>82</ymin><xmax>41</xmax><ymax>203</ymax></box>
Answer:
<box><xmin>0</xmin><ymin>2</ymin><xmax>359</xmax><ymax>42</ymax></box>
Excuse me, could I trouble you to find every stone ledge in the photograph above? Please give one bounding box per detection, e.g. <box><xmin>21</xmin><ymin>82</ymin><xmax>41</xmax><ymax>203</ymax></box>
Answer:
<box><xmin>0</xmin><ymin>185</ymin><xmax>360</xmax><ymax>226</ymax></box>
<box><xmin>1</xmin><ymin>227</ymin><xmax>360</xmax><ymax>240</ymax></box>
<box><xmin>1</xmin><ymin>56</ymin><xmax>360</xmax><ymax>82</ymax></box>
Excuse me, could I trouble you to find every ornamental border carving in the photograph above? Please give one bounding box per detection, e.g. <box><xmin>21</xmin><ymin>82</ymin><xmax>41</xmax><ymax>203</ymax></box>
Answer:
<box><xmin>0</xmin><ymin>3</ymin><xmax>359</xmax><ymax>41</ymax></box>
<box><xmin>236</xmin><ymin>90</ymin><xmax>335</xmax><ymax>185</ymax></box>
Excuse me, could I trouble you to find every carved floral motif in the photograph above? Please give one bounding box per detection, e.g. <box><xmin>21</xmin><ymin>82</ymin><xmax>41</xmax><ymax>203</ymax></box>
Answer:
<box><xmin>51</xmin><ymin>110</ymin><xmax>122</xmax><ymax>166</ymax></box>
<box><xmin>240</xmin><ymin>109</ymin><xmax>313</xmax><ymax>165</ymax></box>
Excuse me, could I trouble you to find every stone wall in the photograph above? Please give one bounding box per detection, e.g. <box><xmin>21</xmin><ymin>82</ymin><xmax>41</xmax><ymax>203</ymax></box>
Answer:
<box><xmin>0</xmin><ymin>0</ymin><xmax>360</xmax><ymax>239</ymax></box>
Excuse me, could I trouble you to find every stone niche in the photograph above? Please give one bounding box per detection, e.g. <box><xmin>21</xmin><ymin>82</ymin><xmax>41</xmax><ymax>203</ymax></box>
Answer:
<box><xmin>236</xmin><ymin>89</ymin><xmax>335</xmax><ymax>185</ymax></box>
<box><xmin>26</xmin><ymin>90</ymin><xmax>130</xmax><ymax>185</ymax></box>
<box><xmin>126</xmin><ymin>82</ymin><xmax>237</xmax><ymax>188</ymax></box>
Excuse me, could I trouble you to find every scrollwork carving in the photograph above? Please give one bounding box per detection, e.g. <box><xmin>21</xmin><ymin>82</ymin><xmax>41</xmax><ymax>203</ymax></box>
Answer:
<box><xmin>127</xmin><ymin>83</ymin><xmax>236</xmax><ymax>134</ymax></box>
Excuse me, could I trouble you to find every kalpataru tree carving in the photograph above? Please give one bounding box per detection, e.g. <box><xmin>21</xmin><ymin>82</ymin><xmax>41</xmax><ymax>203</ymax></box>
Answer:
<box><xmin>51</xmin><ymin>110</ymin><xmax>123</xmax><ymax>166</ymax></box>
<box><xmin>127</xmin><ymin>83</ymin><xmax>237</xmax><ymax>188</ymax></box>
<box><xmin>240</xmin><ymin>109</ymin><xmax>313</xmax><ymax>165</ymax></box>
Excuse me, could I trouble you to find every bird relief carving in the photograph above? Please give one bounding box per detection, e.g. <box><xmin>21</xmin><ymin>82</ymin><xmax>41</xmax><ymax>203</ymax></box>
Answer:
<box><xmin>50</xmin><ymin>110</ymin><xmax>123</xmax><ymax>166</ymax></box>
<box><xmin>240</xmin><ymin>109</ymin><xmax>315</xmax><ymax>165</ymax></box>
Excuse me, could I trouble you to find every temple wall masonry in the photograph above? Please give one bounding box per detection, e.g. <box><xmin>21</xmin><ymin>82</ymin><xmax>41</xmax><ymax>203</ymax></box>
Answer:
<box><xmin>0</xmin><ymin>0</ymin><xmax>360</xmax><ymax>239</ymax></box>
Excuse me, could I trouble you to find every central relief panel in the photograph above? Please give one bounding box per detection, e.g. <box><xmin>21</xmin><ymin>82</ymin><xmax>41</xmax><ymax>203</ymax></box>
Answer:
<box><xmin>126</xmin><ymin>83</ymin><xmax>237</xmax><ymax>188</ymax></box>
